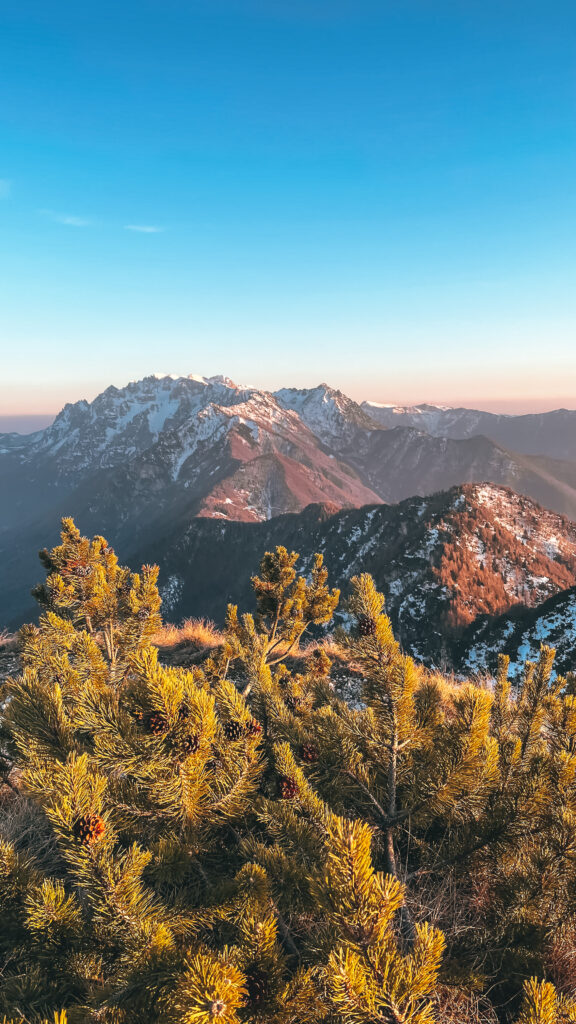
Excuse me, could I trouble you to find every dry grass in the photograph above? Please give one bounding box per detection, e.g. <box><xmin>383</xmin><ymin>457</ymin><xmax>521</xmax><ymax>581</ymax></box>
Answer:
<box><xmin>0</xmin><ymin>784</ymin><xmax>61</xmax><ymax>874</ymax></box>
<box><xmin>302</xmin><ymin>635</ymin><xmax>347</xmax><ymax>660</ymax></box>
<box><xmin>152</xmin><ymin>617</ymin><xmax>224</xmax><ymax>651</ymax></box>
<box><xmin>546</xmin><ymin>925</ymin><xmax>576</xmax><ymax>996</ymax></box>
<box><xmin>431</xmin><ymin>987</ymin><xmax>499</xmax><ymax>1024</ymax></box>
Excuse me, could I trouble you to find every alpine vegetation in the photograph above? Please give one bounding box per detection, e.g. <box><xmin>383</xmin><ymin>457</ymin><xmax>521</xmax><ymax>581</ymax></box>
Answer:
<box><xmin>2</xmin><ymin>520</ymin><xmax>576</xmax><ymax>1023</ymax></box>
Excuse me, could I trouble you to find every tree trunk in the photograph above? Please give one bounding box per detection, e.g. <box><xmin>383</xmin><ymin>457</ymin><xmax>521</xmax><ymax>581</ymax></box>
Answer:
<box><xmin>385</xmin><ymin>728</ymin><xmax>398</xmax><ymax>878</ymax></box>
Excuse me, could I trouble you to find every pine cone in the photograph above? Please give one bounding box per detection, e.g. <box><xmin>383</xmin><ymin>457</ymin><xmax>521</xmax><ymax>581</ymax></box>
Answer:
<box><xmin>180</xmin><ymin>733</ymin><xmax>200</xmax><ymax>755</ymax></box>
<box><xmin>246</xmin><ymin>718</ymin><xmax>262</xmax><ymax>736</ymax></box>
<box><xmin>279</xmin><ymin>775</ymin><xmax>298</xmax><ymax>800</ymax></box>
<box><xmin>146</xmin><ymin>711</ymin><xmax>168</xmax><ymax>735</ymax></box>
<box><xmin>358</xmin><ymin>615</ymin><xmax>377</xmax><ymax>637</ymax></box>
<box><xmin>137</xmin><ymin>607</ymin><xmax>150</xmax><ymax>621</ymax></box>
<box><xmin>73</xmin><ymin>813</ymin><xmax>105</xmax><ymax>846</ymax></box>
<box><xmin>300</xmin><ymin>743</ymin><xmax>318</xmax><ymax>764</ymax></box>
<box><xmin>178</xmin><ymin>702</ymin><xmax>190</xmax><ymax>721</ymax></box>
<box><xmin>245</xmin><ymin>966</ymin><xmax>269</xmax><ymax>1007</ymax></box>
<box><xmin>223</xmin><ymin>720</ymin><xmax>243</xmax><ymax>741</ymax></box>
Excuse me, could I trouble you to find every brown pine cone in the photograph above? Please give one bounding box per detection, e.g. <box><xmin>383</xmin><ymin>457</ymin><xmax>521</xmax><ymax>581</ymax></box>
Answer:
<box><xmin>244</xmin><ymin>966</ymin><xmax>269</xmax><ymax>1007</ymax></box>
<box><xmin>180</xmin><ymin>733</ymin><xmax>200</xmax><ymax>755</ymax></box>
<box><xmin>246</xmin><ymin>718</ymin><xmax>262</xmax><ymax>736</ymax></box>
<box><xmin>358</xmin><ymin>615</ymin><xmax>377</xmax><ymax>637</ymax></box>
<box><xmin>73</xmin><ymin>813</ymin><xmax>105</xmax><ymax>846</ymax></box>
<box><xmin>300</xmin><ymin>743</ymin><xmax>318</xmax><ymax>764</ymax></box>
<box><xmin>223</xmin><ymin>720</ymin><xmax>243</xmax><ymax>741</ymax></box>
<box><xmin>65</xmin><ymin>559</ymin><xmax>93</xmax><ymax>578</ymax></box>
<box><xmin>283</xmin><ymin>694</ymin><xmax>301</xmax><ymax>713</ymax></box>
<box><xmin>146</xmin><ymin>711</ymin><xmax>168</xmax><ymax>735</ymax></box>
<box><xmin>279</xmin><ymin>775</ymin><xmax>298</xmax><ymax>800</ymax></box>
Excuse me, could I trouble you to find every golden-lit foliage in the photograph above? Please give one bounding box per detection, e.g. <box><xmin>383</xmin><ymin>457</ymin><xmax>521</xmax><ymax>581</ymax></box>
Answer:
<box><xmin>1</xmin><ymin>520</ymin><xmax>576</xmax><ymax>1022</ymax></box>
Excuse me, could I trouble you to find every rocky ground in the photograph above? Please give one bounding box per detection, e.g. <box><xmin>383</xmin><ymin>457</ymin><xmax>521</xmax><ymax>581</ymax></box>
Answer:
<box><xmin>0</xmin><ymin>636</ymin><xmax>19</xmax><ymax>684</ymax></box>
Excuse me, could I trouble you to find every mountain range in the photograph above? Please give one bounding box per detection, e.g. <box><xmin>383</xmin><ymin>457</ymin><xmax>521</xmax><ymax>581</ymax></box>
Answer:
<box><xmin>363</xmin><ymin>401</ymin><xmax>576</xmax><ymax>460</ymax></box>
<box><xmin>130</xmin><ymin>482</ymin><xmax>576</xmax><ymax>673</ymax></box>
<box><xmin>3</xmin><ymin>374</ymin><xmax>576</xmax><ymax>534</ymax></box>
<box><xmin>1</xmin><ymin>373</ymin><xmax>576</xmax><ymax>676</ymax></box>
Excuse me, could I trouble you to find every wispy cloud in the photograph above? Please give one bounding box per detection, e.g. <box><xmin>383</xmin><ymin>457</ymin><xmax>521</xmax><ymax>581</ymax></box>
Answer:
<box><xmin>124</xmin><ymin>224</ymin><xmax>164</xmax><ymax>233</ymax></box>
<box><xmin>41</xmin><ymin>209</ymin><xmax>93</xmax><ymax>227</ymax></box>
<box><xmin>0</xmin><ymin>179</ymin><xmax>11</xmax><ymax>198</ymax></box>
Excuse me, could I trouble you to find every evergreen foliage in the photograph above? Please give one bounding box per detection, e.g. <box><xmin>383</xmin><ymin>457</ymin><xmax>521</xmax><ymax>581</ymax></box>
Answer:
<box><xmin>1</xmin><ymin>519</ymin><xmax>576</xmax><ymax>1022</ymax></box>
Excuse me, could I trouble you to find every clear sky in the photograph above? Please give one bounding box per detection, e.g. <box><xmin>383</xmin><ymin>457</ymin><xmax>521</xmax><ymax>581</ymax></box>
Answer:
<box><xmin>1</xmin><ymin>0</ymin><xmax>575</xmax><ymax>417</ymax></box>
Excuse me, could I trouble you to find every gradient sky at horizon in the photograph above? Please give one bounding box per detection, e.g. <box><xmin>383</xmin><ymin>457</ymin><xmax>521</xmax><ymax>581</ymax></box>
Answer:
<box><xmin>1</xmin><ymin>0</ymin><xmax>575</xmax><ymax>417</ymax></box>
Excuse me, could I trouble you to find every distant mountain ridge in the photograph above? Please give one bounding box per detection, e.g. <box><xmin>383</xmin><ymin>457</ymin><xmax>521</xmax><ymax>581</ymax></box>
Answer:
<box><xmin>0</xmin><ymin>375</ymin><xmax>381</xmax><ymax>533</ymax></box>
<box><xmin>3</xmin><ymin>374</ymin><xmax>576</xmax><ymax>533</ymax></box>
<box><xmin>362</xmin><ymin>401</ymin><xmax>576</xmax><ymax>460</ymax></box>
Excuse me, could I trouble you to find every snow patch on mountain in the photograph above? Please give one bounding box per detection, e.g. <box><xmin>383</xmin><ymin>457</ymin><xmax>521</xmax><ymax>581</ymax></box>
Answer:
<box><xmin>462</xmin><ymin>589</ymin><xmax>576</xmax><ymax>679</ymax></box>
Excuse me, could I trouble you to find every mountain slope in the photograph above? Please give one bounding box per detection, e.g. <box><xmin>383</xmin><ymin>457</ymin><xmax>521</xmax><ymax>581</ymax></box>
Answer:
<box><xmin>0</xmin><ymin>375</ymin><xmax>380</xmax><ymax>534</ymax></box>
<box><xmin>349</xmin><ymin>427</ymin><xmax>576</xmax><ymax>521</ymax></box>
<box><xmin>128</xmin><ymin>484</ymin><xmax>576</xmax><ymax>668</ymax></box>
<box><xmin>5</xmin><ymin>481</ymin><xmax>576</xmax><ymax>673</ymax></box>
<box><xmin>362</xmin><ymin>402</ymin><xmax>576</xmax><ymax>460</ymax></box>
<box><xmin>461</xmin><ymin>586</ymin><xmax>576</xmax><ymax>678</ymax></box>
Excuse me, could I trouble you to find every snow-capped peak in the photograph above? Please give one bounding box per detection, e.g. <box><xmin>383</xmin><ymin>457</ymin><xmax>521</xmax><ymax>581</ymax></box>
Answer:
<box><xmin>206</xmin><ymin>375</ymin><xmax>238</xmax><ymax>389</ymax></box>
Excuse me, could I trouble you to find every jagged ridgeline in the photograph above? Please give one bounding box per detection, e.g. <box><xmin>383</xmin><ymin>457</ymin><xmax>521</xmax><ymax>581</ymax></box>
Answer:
<box><xmin>2</xmin><ymin>519</ymin><xmax>576</xmax><ymax>1023</ymax></box>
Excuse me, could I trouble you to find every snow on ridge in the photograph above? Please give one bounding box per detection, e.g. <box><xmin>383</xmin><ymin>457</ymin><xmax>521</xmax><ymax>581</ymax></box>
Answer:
<box><xmin>365</xmin><ymin>401</ymin><xmax>453</xmax><ymax>413</ymax></box>
<box><xmin>206</xmin><ymin>374</ymin><xmax>239</xmax><ymax>389</ymax></box>
<box><xmin>463</xmin><ymin>590</ymin><xmax>576</xmax><ymax>679</ymax></box>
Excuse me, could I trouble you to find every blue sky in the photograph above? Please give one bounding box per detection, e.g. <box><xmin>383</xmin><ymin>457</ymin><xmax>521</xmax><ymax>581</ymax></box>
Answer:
<box><xmin>1</xmin><ymin>0</ymin><xmax>575</xmax><ymax>416</ymax></box>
